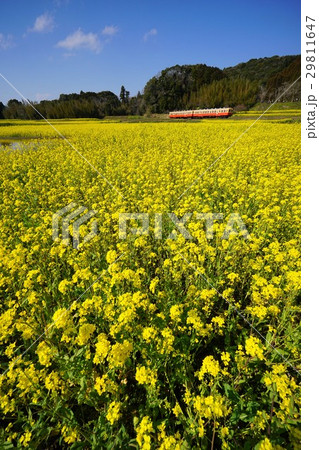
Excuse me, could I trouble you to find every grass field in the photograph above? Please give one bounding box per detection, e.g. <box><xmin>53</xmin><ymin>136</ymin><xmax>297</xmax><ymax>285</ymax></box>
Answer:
<box><xmin>249</xmin><ymin>102</ymin><xmax>301</xmax><ymax>111</ymax></box>
<box><xmin>0</xmin><ymin>116</ymin><xmax>301</xmax><ymax>449</ymax></box>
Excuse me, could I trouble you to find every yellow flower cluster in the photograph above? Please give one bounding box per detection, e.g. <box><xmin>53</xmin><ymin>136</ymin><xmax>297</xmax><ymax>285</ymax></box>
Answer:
<box><xmin>198</xmin><ymin>355</ymin><xmax>220</xmax><ymax>379</ymax></box>
<box><xmin>106</xmin><ymin>400</ymin><xmax>121</xmax><ymax>425</ymax></box>
<box><xmin>263</xmin><ymin>364</ymin><xmax>300</xmax><ymax>422</ymax></box>
<box><xmin>245</xmin><ymin>336</ymin><xmax>265</xmax><ymax>360</ymax></box>
<box><xmin>136</xmin><ymin>416</ymin><xmax>154</xmax><ymax>450</ymax></box>
<box><xmin>93</xmin><ymin>333</ymin><xmax>111</xmax><ymax>364</ymax></box>
<box><xmin>193</xmin><ymin>394</ymin><xmax>228</xmax><ymax>419</ymax></box>
<box><xmin>107</xmin><ymin>340</ymin><xmax>133</xmax><ymax>368</ymax></box>
<box><xmin>136</xmin><ymin>365</ymin><xmax>157</xmax><ymax>387</ymax></box>
<box><xmin>76</xmin><ymin>322</ymin><xmax>96</xmax><ymax>345</ymax></box>
<box><xmin>36</xmin><ymin>341</ymin><xmax>57</xmax><ymax>367</ymax></box>
<box><xmin>0</xmin><ymin>119</ymin><xmax>300</xmax><ymax>447</ymax></box>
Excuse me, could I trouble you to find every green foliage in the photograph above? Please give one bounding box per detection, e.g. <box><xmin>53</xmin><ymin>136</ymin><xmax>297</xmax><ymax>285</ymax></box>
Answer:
<box><xmin>0</xmin><ymin>55</ymin><xmax>301</xmax><ymax>119</ymax></box>
<box><xmin>0</xmin><ymin>102</ymin><xmax>5</xmax><ymax>119</ymax></box>
<box><xmin>223</xmin><ymin>55</ymin><xmax>298</xmax><ymax>82</ymax></box>
<box><xmin>142</xmin><ymin>56</ymin><xmax>300</xmax><ymax>113</ymax></box>
<box><xmin>143</xmin><ymin>64</ymin><xmax>225</xmax><ymax>113</ymax></box>
<box><xmin>3</xmin><ymin>91</ymin><xmax>122</xmax><ymax>120</ymax></box>
<box><xmin>119</xmin><ymin>86</ymin><xmax>130</xmax><ymax>104</ymax></box>
<box><xmin>250</xmin><ymin>102</ymin><xmax>301</xmax><ymax>111</ymax></box>
<box><xmin>266</xmin><ymin>56</ymin><xmax>301</xmax><ymax>90</ymax></box>
<box><xmin>187</xmin><ymin>78</ymin><xmax>259</xmax><ymax>108</ymax></box>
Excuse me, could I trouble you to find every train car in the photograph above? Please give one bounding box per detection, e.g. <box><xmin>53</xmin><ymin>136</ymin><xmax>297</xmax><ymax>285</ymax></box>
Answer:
<box><xmin>169</xmin><ymin>107</ymin><xmax>234</xmax><ymax>119</ymax></box>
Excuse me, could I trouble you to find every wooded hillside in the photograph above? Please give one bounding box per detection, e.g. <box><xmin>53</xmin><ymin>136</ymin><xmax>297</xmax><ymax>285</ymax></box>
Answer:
<box><xmin>0</xmin><ymin>54</ymin><xmax>300</xmax><ymax>119</ymax></box>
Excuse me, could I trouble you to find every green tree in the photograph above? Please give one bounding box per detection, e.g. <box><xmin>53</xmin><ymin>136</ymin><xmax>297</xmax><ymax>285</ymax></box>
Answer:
<box><xmin>0</xmin><ymin>101</ymin><xmax>5</xmax><ymax>119</ymax></box>
<box><xmin>143</xmin><ymin>64</ymin><xmax>225</xmax><ymax>113</ymax></box>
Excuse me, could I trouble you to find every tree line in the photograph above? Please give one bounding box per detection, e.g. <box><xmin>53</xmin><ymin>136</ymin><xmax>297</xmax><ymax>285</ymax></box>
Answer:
<box><xmin>0</xmin><ymin>55</ymin><xmax>300</xmax><ymax>119</ymax></box>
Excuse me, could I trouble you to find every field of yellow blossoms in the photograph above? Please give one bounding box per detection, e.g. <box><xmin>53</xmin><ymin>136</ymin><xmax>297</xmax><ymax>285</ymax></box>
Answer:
<box><xmin>0</xmin><ymin>118</ymin><xmax>300</xmax><ymax>449</ymax></box>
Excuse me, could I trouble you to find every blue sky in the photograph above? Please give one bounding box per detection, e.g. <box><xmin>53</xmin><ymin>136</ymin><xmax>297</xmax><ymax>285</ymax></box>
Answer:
<box><xmin>0</xmin><ymin>0</ymin><xmax>300</xmax><ymax>105</ymax></box>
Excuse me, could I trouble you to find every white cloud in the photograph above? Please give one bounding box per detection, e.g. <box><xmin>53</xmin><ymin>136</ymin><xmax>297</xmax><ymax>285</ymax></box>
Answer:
<box><xmin>56</xmin><ymin>29</ymin><xmax>102</xmax><ymax>53</ymax></box>
<box><xmin>102</xmin><ymin>25</ymin><xmax>119</xmax><ymax>36</ymax></box>
<box><xmin>0</xmin><ymin>33</ymin><xmax>14</xmax><ymax>50</ymax></box>
<box><xmin>143</xmin><ymin>28</ymin><xmax>157</xmax><ymax>42</ymax></box>
<box><xmin>29</xmin><ymin>13</ymin><xmax>54</xmax><ymax>33</ymax></box>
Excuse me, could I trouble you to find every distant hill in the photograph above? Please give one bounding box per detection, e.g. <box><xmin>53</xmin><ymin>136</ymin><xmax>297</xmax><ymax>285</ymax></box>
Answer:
<box><xmin>143</xmin><ymin>64</ymin><xmax>225</xmax><ymax>113</ymax></box>
<box><xmin>266</xmin><ymin>55</ymin><xmax>301</xmax><ymax>90</ymax></box>
<box><xmin>1</xmin><ymin>90</ymin><xmax>122</xmax><ymax>120</ymax></box>
<box><xmin>143</xmin><ymin>55</ymin><xmax>300</xmax><ymax>112</ymax></box>
<box><xmin>0</xmin><ymin>55</ymin><xmax>301</xmax><ymax>119</ymax></box>
<box><xmin>223</xmin><ymin>54</ymin><xmax>298</xmax><ymax>82</ymax></box>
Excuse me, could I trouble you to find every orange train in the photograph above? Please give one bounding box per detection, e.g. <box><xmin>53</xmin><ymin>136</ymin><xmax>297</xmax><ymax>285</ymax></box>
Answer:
<box><xmin>169</xmin><ymin>107</ymin><xmax>234</xmax><ymax>119</ymax></box>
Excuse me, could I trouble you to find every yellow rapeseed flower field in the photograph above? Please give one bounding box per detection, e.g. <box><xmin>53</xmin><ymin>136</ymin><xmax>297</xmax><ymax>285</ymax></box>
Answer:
<box><xmin>0</xmin><ymin>118</ymin><xmax>300</xmax><ymax>448</ymax></box>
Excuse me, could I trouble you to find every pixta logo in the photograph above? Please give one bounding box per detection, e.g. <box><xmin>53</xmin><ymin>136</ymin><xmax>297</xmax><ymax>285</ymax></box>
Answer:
<box><xmin>118</xmin><ymin>212</ymin><xmax>250</xmax><ymax>240</ymax></box>
<box><xmin>52</xmin><ymin>202</ymin><xmax>97</xmax><ymax>249</ymax></box>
